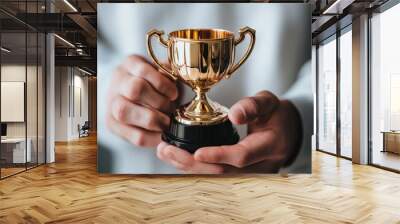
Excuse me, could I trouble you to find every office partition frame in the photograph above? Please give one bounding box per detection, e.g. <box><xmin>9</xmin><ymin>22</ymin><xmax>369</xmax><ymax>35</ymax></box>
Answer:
<box><xmin>0</xmin><ymin>0</ymin><xmax>47</xmax><ymax>180</ymax></box>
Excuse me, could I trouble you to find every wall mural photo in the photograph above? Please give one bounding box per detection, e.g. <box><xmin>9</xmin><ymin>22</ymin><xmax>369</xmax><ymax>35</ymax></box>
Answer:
<box><xmin>97</xmin><ymin>3</ymin><xmax>312</xmax><ymax>174</ymax></box>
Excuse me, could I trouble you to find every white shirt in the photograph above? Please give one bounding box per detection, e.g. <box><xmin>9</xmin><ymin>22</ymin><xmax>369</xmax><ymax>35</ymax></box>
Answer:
<box><xmin>97</xmin><ymin>3</ymin><xmax>313</xmax><ymax>173</ymax></box>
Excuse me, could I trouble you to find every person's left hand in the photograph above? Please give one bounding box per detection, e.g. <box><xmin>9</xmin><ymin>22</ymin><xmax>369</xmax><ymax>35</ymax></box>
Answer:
<box><xmin>156</xmin><ymin>90</ymin><xmax>302</xmax><ymax>174</ymax></box>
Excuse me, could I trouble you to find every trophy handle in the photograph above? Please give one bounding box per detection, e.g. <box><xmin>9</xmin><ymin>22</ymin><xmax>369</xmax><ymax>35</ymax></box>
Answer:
<box><xmin>146</xmin><ymin>29</ymin><xmax>177</xmax><ymax>80</ymax></box>
<box><xmin>227</xmin><ymin>26</ymin><xmax>256</xmax><ymax>77</ymax></box>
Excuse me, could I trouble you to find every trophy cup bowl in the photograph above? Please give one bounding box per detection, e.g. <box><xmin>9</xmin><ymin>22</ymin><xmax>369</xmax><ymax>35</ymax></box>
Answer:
<box><xmin>147</xmin><ymin>27</ymin><xmax>255</xmax><ymax>153</ymax></box>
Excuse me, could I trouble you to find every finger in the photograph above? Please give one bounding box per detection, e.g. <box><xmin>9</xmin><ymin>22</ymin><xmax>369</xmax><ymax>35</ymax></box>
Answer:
<box><xmin>156</xmin><ymin>142</ymin><xmax>194</xmax><ymax>172</ymax></box>
<box><xmin>106</xmin><ymin>114</ymin><xmax>161</xmax><ymax>148</ymax></box>
<box><xmin>156</xmin><ymin>142</ymin><xmax>225</xmax><ymax>174</ymax></box>
<box><xmin>240</xmin><ymin>156</ymin><xmax>286</xmax><ymax>173</ymax></box>
<box><xmin>122</xmin><ymin>55</ymin><xmax>178</xmax><ymax>100</ymax></box>
<box><xmin>229</xmin><ymin>90</ymin><xmax>279</xmax><ymax>125</ymax></box>
<box><xmin>111</xmin><ymin>95</ymin><xmax>170</xmax><ymax>131</ymax></box>
<box><xmin>118</xmin><ymin>71</ymin><xmax>174</xmax><ymax>113</ymax></box>
<box><xmin>194</xmin><ymin>130</ymin><xmax>278</xmax><ymax>168</ymax></box>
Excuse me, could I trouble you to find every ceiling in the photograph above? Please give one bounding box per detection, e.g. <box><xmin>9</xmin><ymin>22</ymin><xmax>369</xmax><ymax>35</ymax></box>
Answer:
<box><xmin>0</xmin><ymin>0</ymin><xmax>99</xmax><ymax>74</ymax></box>
<box><xmin>0</xmin><ymin>0</ymin><xmax>392</xmax><ymax>74</ymax></box>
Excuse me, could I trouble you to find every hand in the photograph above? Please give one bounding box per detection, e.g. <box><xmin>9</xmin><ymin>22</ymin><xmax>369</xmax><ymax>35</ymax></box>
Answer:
<box><xmin>156</xmin><ymin>90</ymin><xmax>302</xmax><ymax>174</ymax></box>
<box><xmin>106</xmin><ymin>55</ymin><xmax>178</xmax><ymax>148</ymax></box>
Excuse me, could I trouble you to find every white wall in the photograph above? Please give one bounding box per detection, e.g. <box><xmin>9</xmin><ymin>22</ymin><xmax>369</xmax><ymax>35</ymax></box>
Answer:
<box><xmin>72</xmin><ymin>73</ymin><xmax>89</xmax><ymax>138</ymax></box>
<box><xmin>54</xmin><ymin>66</ymin><xmax>69</xmax><ymax>141</ymax></box>
<box><xmin>1</xmin><ymin>65</ymin><xmax>26</xmax><ymax>138</ymax></box>
<box><xmin>1</xmin><ymin>63</ymin><xmax>46</xmax><ymax>164</ymax></box>
<box><xmin>1</xmin><ymin>65</ymin><xmax>41</xmax><ymax>137</ymax></box>
<box><xmin>54</xmin><ymin>66</ymin><xmax>89</xmax><ymax>141</ymax></box>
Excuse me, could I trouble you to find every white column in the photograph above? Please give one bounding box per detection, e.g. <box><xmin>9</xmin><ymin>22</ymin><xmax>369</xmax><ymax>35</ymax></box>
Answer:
<box><xmin>311</xmin><ymin>45</ymin><xmax>317</xmax><ymax>151</ymax></box>
<box><xmin>46</xmin><ymin>33</ymin><xmax>55</xmax><ymax>163</ymax></box>
<box><xmin>352</xmin><ymin>14</ymin><xmax>369</xmax><ymax>164</ymax></box>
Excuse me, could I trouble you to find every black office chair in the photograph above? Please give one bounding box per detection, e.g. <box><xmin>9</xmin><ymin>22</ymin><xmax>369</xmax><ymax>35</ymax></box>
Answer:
<box><xmin>79</xmin><ymin>121</ymin><xmax>90</xmax><ymax>138</ymax></box>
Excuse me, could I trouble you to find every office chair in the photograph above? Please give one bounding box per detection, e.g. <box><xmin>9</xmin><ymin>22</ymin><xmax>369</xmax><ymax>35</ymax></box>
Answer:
<box><xmin>79</xmin><ymin>121</ymin><xmax>90</xmax><ymax>138</ymax></box>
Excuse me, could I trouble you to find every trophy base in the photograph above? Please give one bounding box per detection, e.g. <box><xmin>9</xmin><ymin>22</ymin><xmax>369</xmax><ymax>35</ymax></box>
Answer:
<box><xmin>162</xmin><ymin>117</ymin><xmax>240</xmax><ymax>154</ymax></box>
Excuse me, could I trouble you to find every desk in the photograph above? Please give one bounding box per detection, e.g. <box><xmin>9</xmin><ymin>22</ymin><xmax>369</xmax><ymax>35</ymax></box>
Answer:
<box><xmin>381</xmin><ymin>131</ymin><xmax>400</xmax><ymax>154</ymax></box>
<box><xmin>1</xmin><ymin>138</ymin><xmax>32</xmax><ymax>163</ymax></box>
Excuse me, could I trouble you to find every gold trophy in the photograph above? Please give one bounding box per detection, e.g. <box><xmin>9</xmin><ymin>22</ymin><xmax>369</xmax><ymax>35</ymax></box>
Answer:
<box><xmin>147</xmin><ymin>27</ymin><xmax>255</xmax><ymax>153</ymax></box>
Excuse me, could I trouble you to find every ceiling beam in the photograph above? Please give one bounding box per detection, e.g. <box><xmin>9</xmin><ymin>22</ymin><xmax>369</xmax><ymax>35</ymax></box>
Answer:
<box><xmin>55</xmin><ymin>55</ymin><xmax>96</xmax><ymax>71</ymax></box>
<box><xmin>66</xmin><ymin>13</ymin><xmax>97</xmax><ymax>46</ymax></box>
<box><xmin>12</xmin><ymin>13</ymin><xmax>82</xmax><ymax>32</ymax></box>
<box><xmin>322</xmin><ymin>0</ymin><xmax>356</xmax><ymax>14</ymax></box>
<box><xmin>312</xmin><ymin>15</ymin><xmax>335</xmax><ymax>33</ymax></box>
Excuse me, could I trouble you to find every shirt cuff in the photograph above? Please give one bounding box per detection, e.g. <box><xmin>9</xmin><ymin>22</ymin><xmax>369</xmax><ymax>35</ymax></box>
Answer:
<box><xmin>283</xmin><ymin>95</ymin><xmax>313</xmax><ymax>173</ymax></box>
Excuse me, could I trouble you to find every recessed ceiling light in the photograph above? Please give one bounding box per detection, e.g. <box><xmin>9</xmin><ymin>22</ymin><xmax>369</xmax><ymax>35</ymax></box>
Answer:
<box><xmin>1</xmin><ymin>47</ymin><xmax>11</xmax><ymax>53</ymax></box>
<box><xmin>54</xmin><ymin>34</ymin><xmax>75</xmax><ymax>48</ymax></box>
<box><xmin>78</xmin><ymin>67</ymin><xmax>92</xmax><ymax>76</ymax></box>
<box><xmin>322</xmin><ymin>0</ymin><xmax>354</xmax><ymax>15</ymax></box>
<box><xmin>63</xmin><ymin>0</ymin><xmax>78</xmax><ymax>12</ymax></box>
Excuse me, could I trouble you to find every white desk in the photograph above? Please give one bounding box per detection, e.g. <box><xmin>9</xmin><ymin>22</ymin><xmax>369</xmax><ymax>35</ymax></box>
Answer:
<box><xmin>1</xmin><ymin>138</ymin><xmax>32</xmax><ymax>163</ymax></box>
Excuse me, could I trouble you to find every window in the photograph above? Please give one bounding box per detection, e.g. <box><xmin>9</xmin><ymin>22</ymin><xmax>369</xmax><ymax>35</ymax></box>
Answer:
<box><xmin>316</xmin><ymin>25</ymin><xmax>353</xmax><ymax>159</ymax></box>
<box><xmin>339</xmin><ymin>28</ymin><xmax>352</xmax><ymax>158</ymax></box>
<box><xmin>370</xmin><ymin>3</ymin><xmax>400</xmax><ymax>171</ymax></box>
<box><xmin>317</xmin><ymin>36</ymin><xmax>337</xmax><ymax>154</ymax></box>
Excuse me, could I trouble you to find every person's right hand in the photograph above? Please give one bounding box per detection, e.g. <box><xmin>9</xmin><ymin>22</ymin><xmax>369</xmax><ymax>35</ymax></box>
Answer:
<box><xmin>106</xmin><ymin>55</ymin><xmax>178</xmax><ymax>148</ymax></box>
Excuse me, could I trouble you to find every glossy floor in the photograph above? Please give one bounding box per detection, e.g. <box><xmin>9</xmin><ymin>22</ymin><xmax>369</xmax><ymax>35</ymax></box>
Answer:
<box><xmin>0</xmin><ymin>135</ymin><xmax>399</xmax><ymax>223</ymax></box>
<box><xmin>372</xmin><ymin>150</ymin><xmax>400</xmax><ymax>171</ymax></box>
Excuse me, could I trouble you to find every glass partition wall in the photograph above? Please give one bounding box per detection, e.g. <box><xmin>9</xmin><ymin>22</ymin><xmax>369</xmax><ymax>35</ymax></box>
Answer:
<box><xmin>0</xmin><ymin>3</ymin><xmax>46</xmax><ymax>179</ymax></box>
<box><xmin>370</xmin><ymin>3</ymin><xmax>400</xmax><ymax>172</ymax></box>
<box><xmin>316</xmin><ymin>26</ymin><xmax>353</xmax><ymax>159</ymax></box>
<box><xmin>0</xmin><ymin>31</ymin><xmax>27</xmax><ymax>177</ymax></box>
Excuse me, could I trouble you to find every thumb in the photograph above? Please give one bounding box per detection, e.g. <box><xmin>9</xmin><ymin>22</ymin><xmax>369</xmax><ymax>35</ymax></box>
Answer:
<box><xmin>228</xmin><ymin>90</ymin><xmax>279</xmax><ymax>125</ymax></box>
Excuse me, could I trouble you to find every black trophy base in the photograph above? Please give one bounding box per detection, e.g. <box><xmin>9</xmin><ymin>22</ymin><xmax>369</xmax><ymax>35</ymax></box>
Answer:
<box><xmin>162</xmin><ymin>118</ymin><xmax>240</xmax><ymax>154</ymax></box>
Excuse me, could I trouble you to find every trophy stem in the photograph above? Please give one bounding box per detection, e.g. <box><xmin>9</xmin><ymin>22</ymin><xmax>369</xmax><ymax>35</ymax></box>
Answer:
<box><xmin>193</xmin><ymin>88</ymin><xmax>215</xmax><ymax>115</ymax></box>
<box><xmin>194</xmin><ymin>89</ymin><xmax>211</xmax><ymax>107</ymax></box>
<box><xmin>183</xmin><ymin>88</ymin><xmax>215</xmax><ymax>118</ymax></box>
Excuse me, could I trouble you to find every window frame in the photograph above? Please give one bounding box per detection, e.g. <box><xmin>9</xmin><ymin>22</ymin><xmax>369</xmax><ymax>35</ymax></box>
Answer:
<box><xmin>315</xmin><ymin>23</ymin><xmax>353</xmax><ymax>161</ymax></box>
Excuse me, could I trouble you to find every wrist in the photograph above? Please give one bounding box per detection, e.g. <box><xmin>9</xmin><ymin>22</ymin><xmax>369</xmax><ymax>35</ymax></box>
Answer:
<box><xmin>280</xmin><ymin>100</ymin><xmax>303</xmax><ymax>167</ymax></box>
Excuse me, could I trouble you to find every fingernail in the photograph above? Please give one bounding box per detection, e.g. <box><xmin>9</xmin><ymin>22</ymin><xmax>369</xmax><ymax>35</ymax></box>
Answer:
<box><xmin>167</xmin><ymin>87</ymin><xmax>178</xmax><ymax>101</ymax></box>
<box><xmin>163</xmin><ymin>147</ymin><xmax>175</xmax><ymax>160</ymax></box>
<box><xmin>157</xmin><ymin>141</ymin><xmax>167</xmax><ymax>150</ymax></box>
<box><xmin>228</xmin><ymin>112</ymin><xmax>243</xmax><ymax>125</ymax></box>
<box><xmin>156</xmin><ymin>147</ymin><xmax>164</xmax><ymax>159</ymax></box>
<box><xmin>170</xmin><ymin>92</ymin><xmax>178</xmax><ymax>101</ymax></box>
<box><xmin>163</xmin><ymin>116</ymin><xmax>171</xmax><ymax>127</ymax></box>
<box><xmin>193</xmin><ymin>151</ymin><xmax>204</xmax><ymax>161</ymax></box>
